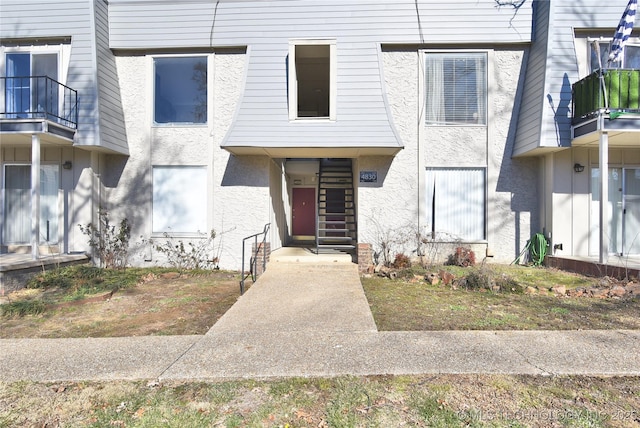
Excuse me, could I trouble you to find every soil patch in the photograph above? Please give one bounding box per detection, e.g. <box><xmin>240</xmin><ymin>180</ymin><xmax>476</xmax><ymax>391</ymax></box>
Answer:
<box><xmin>0</xmin><ymin>271</ymin><xmax>240</xmax><ymax>338</ymax></box>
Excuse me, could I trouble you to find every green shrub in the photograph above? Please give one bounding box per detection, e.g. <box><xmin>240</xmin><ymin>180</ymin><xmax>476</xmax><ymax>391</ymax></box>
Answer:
<box><xmin>458</xmin><ymin>266</ymin><xmax>523</xmax><ymax>293</ymax></box>
<box><xmin>27</xmin><ymin>266</ymin><xmax>75</xmax><ymax>289</ymax></box>
<box><xmin>0</xmin><ymin>300</ymin><xmax>46</xmax><ymax>317</ymax></box>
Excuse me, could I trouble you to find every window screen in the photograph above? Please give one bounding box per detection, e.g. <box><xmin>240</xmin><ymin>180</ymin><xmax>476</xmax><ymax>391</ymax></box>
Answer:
<box><xmin>425</xmin><ymin>53</ymin><xmax>487</xmax><ymax>125</ymax></box>
<box><xmin>152</xmin><ymin>166</ymin><xmax>207</xmax><ymax>233</ymax></box>
<box><xmin>425</xmin><ymin>167</ymin><xmax>486</xmax><ymax>241</ymax></box>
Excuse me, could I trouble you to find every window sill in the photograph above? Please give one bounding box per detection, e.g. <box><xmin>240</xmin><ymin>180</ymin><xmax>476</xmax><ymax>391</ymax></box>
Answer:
<box><xmin>151</xmin><ymin>232</ymin><xmax>209</xmax><ymax>239</ymax></box>
<box><xmin>290</xmin><ymin>117</ymin><xmax>335</xmax><ymax>123</ymax></box>
<box><xmin>152</xmin><ymin>123</ymin><xmax>208</xmax><ymax>128</ymax></box>
<box><xmin>425</xmin><ymin>123</ymin><xmax>487</xmax><ymax>127</ymax></box>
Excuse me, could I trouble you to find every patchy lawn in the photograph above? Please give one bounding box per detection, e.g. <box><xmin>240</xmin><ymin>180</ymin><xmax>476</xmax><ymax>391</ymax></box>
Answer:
<box><xmin>1</xmin><ymin>375</ymin><xmax>639</xmax><ymax>427</ymax></box>
<box><xmin>2</xmin><ymin>264</ymin><xmax>640</xmax><ymax>426</ymax></box>
<box><xmin>0</xmin><ymin>266</ymin><xmax>240</xmax><ymax>338</ymax></box>
<box><xmin>362</xmin><ymin>264</ymin><xmax>640</xmax><ymax>331</ymax></box>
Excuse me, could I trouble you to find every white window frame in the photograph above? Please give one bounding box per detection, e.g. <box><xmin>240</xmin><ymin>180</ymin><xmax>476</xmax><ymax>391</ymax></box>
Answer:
<box><xmin>588</xmin><ymin>37</ymin><xmax>640</xmax><ymax>72</ymax></box>
<box><xmin>152</xmin><ymin>165</ymin><xmax>208</xmax><ymax>235</ymax></box>
<box><xmin>421</xmin><ymin>50</ymin><xmax>488</xmax><ymax>126</ymax></box>
<box><xmin>424</xmin><ymin>167</ymin><xmax>487</xmax><ymax>242</ymax></box>
<box><xmin>151</xmin><ymin>54</ymin><xmax>211</xmax><ymax>126</ymax></box>
<box><xmin>288</xmin><ymin>39</ymin><xmax>337</xmax><ymax>122</ymax></box>
<box><xmin>0</xmin><ymin>43</ymin><xmax>70</xmax><ymax>116</ymax></box>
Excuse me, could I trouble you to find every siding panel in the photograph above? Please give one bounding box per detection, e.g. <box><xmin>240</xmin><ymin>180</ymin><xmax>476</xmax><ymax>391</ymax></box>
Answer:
<box><xmin>108</xmin><ymin>0</ymin><xmax>531</xmax><ymax>153</ymax></box>
<box><xmin>514</xmin><ymin>0</ymin><xmax>635</xmax><ymax>156</ymax></box>
<box><xmin>0</xmin><ymin>0</ymin><xmax>100</xmax><ymax>148</ymax></box>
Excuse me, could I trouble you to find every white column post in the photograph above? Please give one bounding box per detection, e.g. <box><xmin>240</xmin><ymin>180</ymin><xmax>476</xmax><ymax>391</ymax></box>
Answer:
<box><xmin>31</xmin><ymin>134</ymin><xmax>41</xmax><ymax>259</ymax></box>
<box><xmin>599</xmin><ymin>130</ymin><xmax>609</xmax><ymax>264</ymax></box>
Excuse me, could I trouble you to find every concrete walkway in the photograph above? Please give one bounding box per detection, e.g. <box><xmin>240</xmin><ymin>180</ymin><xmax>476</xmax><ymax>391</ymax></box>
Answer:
<box><xmin>1</xmin><ymin>250</ymin><xmax>640</xmax><ymax>382</ymax></box>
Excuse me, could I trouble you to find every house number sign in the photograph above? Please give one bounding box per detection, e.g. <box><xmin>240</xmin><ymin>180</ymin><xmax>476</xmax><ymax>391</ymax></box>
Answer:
<box><xmin>360</xmin><ymin>171</ymin><xmax>377</xmax><ymax>183</ymax></box>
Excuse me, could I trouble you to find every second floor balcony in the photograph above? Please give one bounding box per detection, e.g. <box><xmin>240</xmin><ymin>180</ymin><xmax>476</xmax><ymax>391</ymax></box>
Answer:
<box><xmin>0</xmin><ymin>76</ymin><xmax>78</xmax><ymax>145</ymax></box>
<box><xmin>571</xmin><ymin>69</ymin><xmax>640</xmax><ymax>147</ymax></box>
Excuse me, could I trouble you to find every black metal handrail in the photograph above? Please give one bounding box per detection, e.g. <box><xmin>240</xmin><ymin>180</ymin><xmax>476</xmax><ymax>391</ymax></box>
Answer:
<box><xmin>240</xmin><ymin>223</ymin><xmax>270</xmax><ymax>295</ymax></box>
<box><xmin>1</xmin><ymin>75</ymin><xmax>78</xmax><ymax>129</ymax></box>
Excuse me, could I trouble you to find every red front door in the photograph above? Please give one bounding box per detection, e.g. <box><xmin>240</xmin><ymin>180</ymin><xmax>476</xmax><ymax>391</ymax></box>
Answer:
<box><xmin>292</xmin><ymin>187</ymin><xmax>316</xmax><ymax>236</ymax></box>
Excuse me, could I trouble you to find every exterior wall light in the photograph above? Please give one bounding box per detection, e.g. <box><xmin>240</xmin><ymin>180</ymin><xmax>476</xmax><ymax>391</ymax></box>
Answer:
<box><xmin>63</xmin><ymin>161</ymin><xmax>73</xmax><ymax>170</ymax></box>
<box><xmin>573</xmin><ymin>163</ymin><xmax>585</xmax><ymax>173</ymax></box>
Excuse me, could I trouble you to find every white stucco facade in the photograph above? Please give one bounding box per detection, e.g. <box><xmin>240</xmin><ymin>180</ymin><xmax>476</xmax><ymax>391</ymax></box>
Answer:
<box><xmin>6</xmin><ymin>0</ymin><xmax>638</xmax><ymax>272</ymax></box>
<box><xmin>354</xmin><ymin>48</ymin><xmax>538</xmax><ymax>265</ymax></box>
<box><xmin>103</xmin><ymin>51</ymin><xmax>277</xmax><ymax>269</ymax></box>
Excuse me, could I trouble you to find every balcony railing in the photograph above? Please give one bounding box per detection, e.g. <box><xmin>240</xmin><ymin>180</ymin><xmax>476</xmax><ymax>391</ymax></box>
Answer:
<box><xmin>0</xmin><ymin>76</ymin><xmax>78</xmax><ymax>129</ymax></box>
<box><xmin>572</xmin><ymin>69</ymin><xmax>640</xmax><ymax>124</ymax></box>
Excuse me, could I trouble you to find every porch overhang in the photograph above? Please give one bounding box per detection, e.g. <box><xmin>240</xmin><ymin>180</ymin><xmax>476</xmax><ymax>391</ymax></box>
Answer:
<box><xmin>0</xmin><ymin>118</ymin><xmax>76</xmax><ymax>145</ymax></box>
<box><xmin>221</xmin><ymin>145</ymin><xmax>403</xmax><ymax>158</ymax></box>
<box><xmin>571</xmin><ymin>112</ymin><xmax>640</xmax><ymax>147</ymax></box>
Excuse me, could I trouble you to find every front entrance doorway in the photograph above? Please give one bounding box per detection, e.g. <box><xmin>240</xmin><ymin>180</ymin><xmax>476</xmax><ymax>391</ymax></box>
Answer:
<box><xmin>292</xmin><ymin>187</ymin><xmax>316</xmax><ymax>238</ymax></box>
<box><xmin>591</xmin><ymin>167</ymin><xmax>640</xmax><ymax>256</ymax></box>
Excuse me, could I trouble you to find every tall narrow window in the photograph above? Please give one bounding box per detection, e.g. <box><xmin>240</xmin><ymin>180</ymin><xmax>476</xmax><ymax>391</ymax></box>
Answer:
<box><xmin>425</xmin><ymin>52</ymin><xmax>487</xmax><ymax>125</ymax></box>
<box><xmin>425</xmin><ymin>167</ymin><xmax>486</xmax><ymax>241</ymax></box>
<box><xmin>154</xmin><ymin>56</ymin><xmax>207</xmax><ymax>124</ymax></box>
<box><xmin>289</xmin><ymin>40</ymin><xmax>336</xmax><ymax>120</ymax></box>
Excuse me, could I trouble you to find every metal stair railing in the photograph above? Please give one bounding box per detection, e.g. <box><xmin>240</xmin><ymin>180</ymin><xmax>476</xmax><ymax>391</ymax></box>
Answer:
<box><xmin>240</xmin><ymin>223</ymin><xmax>270</xmax><ymax>295</ymax></box>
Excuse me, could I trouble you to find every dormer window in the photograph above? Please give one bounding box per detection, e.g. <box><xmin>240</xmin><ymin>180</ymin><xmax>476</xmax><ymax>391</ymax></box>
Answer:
<box><xmin>288</xmin><ymin>40</ymin><xmax>336</xmax><ymax>121</ymax></box>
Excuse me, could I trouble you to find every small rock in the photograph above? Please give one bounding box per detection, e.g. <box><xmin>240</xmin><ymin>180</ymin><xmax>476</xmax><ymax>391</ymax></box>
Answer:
<box><xmin>609</xmin><ymin>285</ymin><xmax>626</xmax><ymax>297</ymax></box>
<box><xmin>439</xmin><ymin>270</ymin><xmax>455</xmax><ymax>285</ymax></box>
<box><xmin>551</xmin><ymin>285</ymin><xmax>566</xmax><ymax>295</ymax></box>
<box><xmin>573</xmin><ymin>287</ymin><xmax>586</xmax><ymax>297</ymax></box>
<box><xmin>424</xmin><ymin>272</ymin><xmax>440</xmax><ymax>285</ymax></box>
<box><xmin>625</xmin><ymin>283</ymin><xmax>640</xmax><ymax>297</ymax></box>
<box><xmin>599</xmin><ymin>276</ymin><xmax>614</xmax><ymax>287</ymax></box>
<box><xmin>592</xmin><ymin>288</ymin><xmax>609</xmax><ymax>298</ymax></box>
<box><xmin>524</xmin><ymin>286</ymin><xmax>537</xmax><ymax>295</ymax></box>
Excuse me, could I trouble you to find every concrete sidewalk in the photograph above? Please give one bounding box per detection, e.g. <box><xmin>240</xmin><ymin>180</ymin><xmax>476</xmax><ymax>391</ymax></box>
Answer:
<box><xmin>1</xmin><ymin>253</ymin><xmax>640</xmax><ymax>382</ymax></box>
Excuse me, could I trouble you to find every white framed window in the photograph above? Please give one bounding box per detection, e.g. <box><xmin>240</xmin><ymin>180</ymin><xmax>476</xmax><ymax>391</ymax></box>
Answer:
<box><xmin>424</xmin><ymin>52</ymin><xmax>487</xmax><ymax>125</ymax></box>
<box><xmin>425</xmin><ymin>167</ymin><xmax>486</xmax><ymax>241</ymax></box>
<box><xmin>288</xmin><ymin>39</ymin><xmax>337</xmax><ymax>121</ymax></box>
<box><xmin>152</xmin><ymin>166</ymin><xmax>207</xmax><ymax>234</ymax></box>
<box><xmin>590</xmin><ymin>40</ymin><xmax>640</xmax><ymax>71</ymax></box>
<box><xmin>1</xmin><ymin>43</ymin><xmax>70</xmax><ymax>121</ymax></box>
<box><xmin>153</xmin><ymin>56</ymin><xmax>207</xmax><ymax>124</ymax></box>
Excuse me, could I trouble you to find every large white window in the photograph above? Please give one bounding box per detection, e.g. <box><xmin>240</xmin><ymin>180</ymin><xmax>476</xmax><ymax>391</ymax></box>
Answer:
<box><xmin>425</xmin><ymin>52</ymin><xmax>487</xmax><ymax>125</ymax></box>
<box><xmin>425</xmin><ymin>167</ymin><xmax>486</xmax><ymax>241</ymax></box>
<box><xmin>288</xmin><ymin>40</ymin><xmax>336</xmax><ymax>121</ymax></box>
<box><xmin>590</xmin><ymin>41</ymin><xmax>640</xmax><ymax>71</ymax></box>
<box><xmin>154</xmin><ymin>56</ymin><xmax>207</xmax><ymax>124</ymax></box>
<box><xmin>152</xmin><ymin>166</ymin><xmax>207</xmax><ymax>234</ymax></box>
